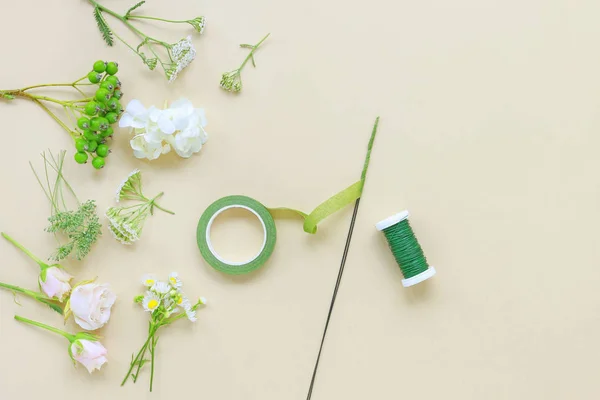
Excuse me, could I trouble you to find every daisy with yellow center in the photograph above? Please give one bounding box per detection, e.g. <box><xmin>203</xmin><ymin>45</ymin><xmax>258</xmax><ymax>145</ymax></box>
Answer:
<box><xmin>152</xmin><ymin>281</ymin><xmax>170</xmax><ymax>295</ymax></box>
<box><xmin>142</xmin><ymin>292</ymin><xmax>161</xmax><ymax>313</ymax></box>
<box><xmin>141</xmin><ymin>274</ymin><xmax>157</xmax><ymax>287</ymax></box>
<box><xmin>168</xmin><ymin>272</ymin><xmax>182</xmax><ymax>288</ymax></box>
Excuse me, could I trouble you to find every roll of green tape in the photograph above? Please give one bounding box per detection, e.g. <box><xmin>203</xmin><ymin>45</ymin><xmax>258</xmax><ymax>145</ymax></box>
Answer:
<box><xmin>196</xmin><ymin>195</ymin><xmax>277</xmax><ymax>275</ymax></box>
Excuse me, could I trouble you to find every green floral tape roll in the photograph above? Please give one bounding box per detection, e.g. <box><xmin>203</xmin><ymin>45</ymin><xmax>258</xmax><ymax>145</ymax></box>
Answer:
<box><xmin>196</xmin><ymin>195</ymin><xmax>277</xmax><ymax>275</ymax></box>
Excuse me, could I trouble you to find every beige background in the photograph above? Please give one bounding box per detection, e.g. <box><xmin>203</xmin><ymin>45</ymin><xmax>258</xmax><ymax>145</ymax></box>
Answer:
<box><xmin>1</xmin><ymin>0</ymin><xmax>600</xmax><ymax>398</ymax></box>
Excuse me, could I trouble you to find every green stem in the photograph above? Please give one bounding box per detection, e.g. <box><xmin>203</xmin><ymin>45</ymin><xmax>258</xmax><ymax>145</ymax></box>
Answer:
<box><xmin>1</xmin><ymin>232</ymin><xmax>47</xmax><ymax>269</ymax></box>
<box><xmin>239</xmin><ymin>33</ymin><xmax>270</xmax><ymax>71</ymax></box>
<box><xmin>148</xmin><ymin>192</ymin><xmax>175</xmax><ymax>215</ymax></box>
<box><xmin>14</xmin><ymin>315</ymin><xmax>73</xmax><ymax>340</ymax></box>
<box><xmin>128</xmin><ymin>15</ymin><xmax>188</xmax><ymax>24</ymax></box>
<box><xmin>88</xmin><ymin>0</ymin><xmax>169</xmax><ymax>47</ymax></box>
<box><xmin>149</xmin><ymin>334</ymin><xmax>156</xmax><ymax>392</ymax></box>
<box><xmin>121</xmin><ymin>326</ymin><xmax>156</xmax><ymax>386</ymax></box>
<box><xmin>32</xmin><ymin>99</ymin><xmax>77</xmax><ymax>140</ymax></box>
<box><xmin>0</xmin><ymin>282</ymin><xmax>51</xmax><ymax>301</ymax></box>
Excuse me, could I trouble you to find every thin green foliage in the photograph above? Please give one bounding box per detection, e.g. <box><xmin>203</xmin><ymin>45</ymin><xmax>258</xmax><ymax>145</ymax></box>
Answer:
<box><xmin>31</xmin><ymin>150</ymin><xmax>102</xmax><ymax>261</ymax></box>
<box><xmin>94</xmin><ymin>6</ymin><xmax>114</xmax><ymax>46</ymax></box>
<box><xmin>125</xmin><ymin>1</ymin><xmax>145</xmax><ymax>18</ymax></box>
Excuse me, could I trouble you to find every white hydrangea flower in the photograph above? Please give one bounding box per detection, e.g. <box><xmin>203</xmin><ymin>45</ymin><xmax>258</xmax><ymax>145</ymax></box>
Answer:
<box><xmin>119</xmin><ymin>99</ymin><xmax>149</xmax><ymax>129</ymax></box>
<box><xmin>130</xmin><ymin>134</ymin><xmax>171</xmax><ymax>160</ymax></box>
<box><xmin>122</xmin><ymin>98</ymin><xmax>207</xmax><ymax>161</ymax></box>
<box><xmin>142</xmin><ymin>291</ymin><xmax>161</xmax><ymax>313</ymax></box>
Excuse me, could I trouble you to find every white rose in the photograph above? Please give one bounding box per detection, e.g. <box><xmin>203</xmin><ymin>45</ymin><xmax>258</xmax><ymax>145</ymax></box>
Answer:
<box><xmin>39</xmin><ymin>266</ymin><xmax>72</xmax><ymax>302</ymax></box>
<box><xmin>70</xmin><ymin>283</ymin><xmax>117</xmax><ymax>331</ymax></box>
<box><xmin>70</xmin><ymin>339</ymin><xmax>108</xmax><ymax>373</ymax></box>
<box><xmin>130</xmin><ymin>134</ymin><xmax>171</xmax><ymax>160</ymax></box>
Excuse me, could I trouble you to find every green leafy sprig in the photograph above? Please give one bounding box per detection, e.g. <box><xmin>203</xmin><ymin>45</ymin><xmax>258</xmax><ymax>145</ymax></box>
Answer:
<box><xmin>31</xmin><ymin>150</ymin><xmax>102</xmax><ymax>261</ymax></box>
<box><xmin>220</xmin><ymin>33</ymin><xmax>270</xmax><ymax>93</ymax></box>
<box><xmin>88</xmin><ymin>0</ymin><xmax>205</xmax><ymax>81</ymax></box>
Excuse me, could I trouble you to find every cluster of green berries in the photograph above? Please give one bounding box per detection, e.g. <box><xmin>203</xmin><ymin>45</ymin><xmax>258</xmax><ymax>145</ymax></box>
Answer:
<box><xmin>74</xmin><ymin>60</ymin><xmax>123</xmax><ymax>169</ymax></box>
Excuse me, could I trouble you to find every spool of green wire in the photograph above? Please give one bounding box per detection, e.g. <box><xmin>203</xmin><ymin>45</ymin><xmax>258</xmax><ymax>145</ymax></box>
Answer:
<box><xmin>376</xmin><ymin>210</ymin><xmax>436</xmax><ymax>287</ymax></box>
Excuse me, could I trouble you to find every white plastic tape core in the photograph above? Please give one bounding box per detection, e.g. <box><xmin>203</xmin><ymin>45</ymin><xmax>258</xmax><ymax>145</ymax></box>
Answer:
<box><xmin>376</xmin><ymin>210</ymin><xmax>410</xmax><ymax>231</ymax></box>
<box><xmin>205</xmin><ymin>205</ymin><xmax>268</xmax><ymax>266</ymax></box>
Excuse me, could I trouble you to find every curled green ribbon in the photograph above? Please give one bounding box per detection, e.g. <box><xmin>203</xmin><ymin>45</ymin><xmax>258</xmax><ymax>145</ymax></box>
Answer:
<box><xmin>268</xmin><ymin>116</ymin><xmax>379</xmax><ymax>234</ymax></box>
<box><xmin>197</xmin><ymin>117</ymin><xmax>380</xmax><ymax>274</ymax></box>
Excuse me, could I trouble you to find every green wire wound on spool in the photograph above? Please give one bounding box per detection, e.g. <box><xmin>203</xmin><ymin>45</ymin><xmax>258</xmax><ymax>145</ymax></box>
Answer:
<box><xmin>376</xmin><ymin>210</ymin><xmax>436</xmax><ymax>287</ymax></box>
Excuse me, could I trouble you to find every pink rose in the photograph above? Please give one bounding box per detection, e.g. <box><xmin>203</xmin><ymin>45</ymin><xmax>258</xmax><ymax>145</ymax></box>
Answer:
<box><xmin>39</xmin><ymin>266</ymin><xmax>72</xmax><ymax>302</ymax></box>
<box><xmin>70</xmin><ymin>339</ymin><xmax>108</xmax><ymax>373</ymax></box>
<box><xmin>70</xmin><ymin>283</ymin><xmax>116</xmax><ymax>331</ymax></box>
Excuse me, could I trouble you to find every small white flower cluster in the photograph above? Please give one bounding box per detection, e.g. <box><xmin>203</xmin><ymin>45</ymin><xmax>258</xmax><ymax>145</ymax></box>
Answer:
<box><xmin>188</xmin><ymin>16</ymin><xmax>206</xmax><ymax>34</ymax></box>
<box><xmin>115</xmin><ymin>169</ymin><xmax>142</xmax><ymax>203</ymax></box>
<box><xmin>167</xmin><ymin>36</ymin><xmax>196</xmax><ymax>82</ymax></box>
<box><xmin>139</xmin><ymin>272</ymin><xmax>206</xmax><ymax>322</ymax></box>
<box><xmin>119</xmin><ymin>98</ymin><xmax>208</xmax><ymax>161</ymax></box>
<box><xmin>106</xmin><ymin>206</ymin><xmax>142</xmax><ymax>245</ymax></box>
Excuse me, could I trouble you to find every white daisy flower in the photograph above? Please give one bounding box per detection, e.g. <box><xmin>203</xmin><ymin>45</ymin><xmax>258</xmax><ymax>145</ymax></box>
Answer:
<box><xmin>168</xmin><ymin>272</ymin><xmax>182</xmax><ymax>289</ymax></box>
<box><xmin>151</xmin><ymin>281</ymin><xmax>170</xmax><ymax>295</ymax></box>
<box><xmin>186</xmin><ymin>308</ymin><xmax>197</xmax><ymax>322</ymax></box>
<box><xmin>142</xmin><ymin>291</ymin><xmax>161</xmax><ymax>313</ymax></box>
<box><xmin>178</xmin><ymin>297</ymin><xmax>191</xmax><ymax>311</ymax></box>
<box><xmin>141</xmin><ymin>274</ymin><xmax>157</xmax><ymax>287</ymax></box>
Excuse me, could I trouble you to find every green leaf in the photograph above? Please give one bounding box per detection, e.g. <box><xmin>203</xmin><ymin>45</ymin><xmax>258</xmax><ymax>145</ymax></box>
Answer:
<box><xmin>39</xmin><ymin>299</ymin><xmax>64</xmax><ymax>315</ymax></box>
<box><xmin>125</xmin><ymin>1</ymin><xmax>145</xmax><ymax>18</ymax></box>
<box><xmin>93</xmin><ymin>6</ymin><xmax>114</xmax><ymax>46</ymax></box>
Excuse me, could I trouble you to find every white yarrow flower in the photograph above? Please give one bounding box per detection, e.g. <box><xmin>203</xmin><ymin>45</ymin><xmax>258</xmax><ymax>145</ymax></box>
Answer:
<box><xmin>168</xmin><ymin>36</ymin><xmax>196</xmax><ymax>83</ymax></box>
<box><xmin>115</xmin><ymin>169</ymin><xmax>141</xmax><ymax>202</ymax></box>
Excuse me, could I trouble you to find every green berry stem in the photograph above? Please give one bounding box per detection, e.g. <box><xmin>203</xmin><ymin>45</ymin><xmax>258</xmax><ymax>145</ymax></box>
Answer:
<box><xmin>31</xmin><ymin>99</ymin><xmax>78</xmax><ymax>139</ymax></box>
<box><xmin>14</xmin><ymin>315</ymin><xmax>74</xmax><ymax>341</ymax></box>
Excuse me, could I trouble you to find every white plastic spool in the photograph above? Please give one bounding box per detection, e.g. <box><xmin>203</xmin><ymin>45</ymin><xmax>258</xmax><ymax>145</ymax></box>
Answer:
<box><xmin>376</xmin><ymin>210</ymin><xmax>436</xmax><ymax>287</ymax></box>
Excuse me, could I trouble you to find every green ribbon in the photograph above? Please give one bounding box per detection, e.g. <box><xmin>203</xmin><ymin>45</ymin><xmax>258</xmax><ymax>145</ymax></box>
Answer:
<box><xmin>268</xmin><ymin>116</ymin><xmax>379</xmax><ymax>234</ymax></box>
<box><xmin>197</xmin><ymin>117</ymin><xmax>380</xmax><ymax>275</ymax></box>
